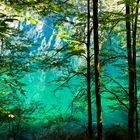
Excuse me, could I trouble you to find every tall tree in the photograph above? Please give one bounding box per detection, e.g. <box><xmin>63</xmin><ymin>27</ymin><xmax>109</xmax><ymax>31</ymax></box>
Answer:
<box><xmin>93</xmin><ymin>0</ymin><xmax>102</xmax><ymax>139</ymax></box>
<box><xmin>132</xmin><ymin>0</ymin><xmax>139</xmax><ymax>139</ymax></box>
<box><xmin>87</xmin><ymin>0</ymin><xmax>93</xmax><ymax>138</ymax></box>
<box><xmin>126</xmin><ymin>0</ymin><xmax>135</xmax><ymax>139</ymax></box>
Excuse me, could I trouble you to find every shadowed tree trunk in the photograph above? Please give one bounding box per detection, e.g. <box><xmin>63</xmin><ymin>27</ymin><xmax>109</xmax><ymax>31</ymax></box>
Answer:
<box><xmin>93</xmin><ymin>0</ymin><xmax>102</xmax><ymax>139</ymax></box>
<box><xmin>87</xmin><ymin>0</ymin><xmax>93</xmax><ymax>138</ymax></box>
<box><xmin>132</xmin><ymin>0</ymin><xmax>139</xmax><ymax>139</ymax></box>
<box><xmin>126</xmin><ymin>1</ymin><xmax>135</xmax><ymax>139</ymax></box>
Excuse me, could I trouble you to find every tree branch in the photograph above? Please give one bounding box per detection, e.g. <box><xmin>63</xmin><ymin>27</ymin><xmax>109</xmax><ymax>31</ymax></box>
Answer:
<box><xmin>104</xmin><ymin>86</ymin><xmax>129</xmax><ymax>110</ymax></box>
<box><xmin>65</xmin><ymin>88</ymin><xmax>86</xmax><ymax>113</ymax></box>
<box><xmin>103</xmin><ymin>74</ymin><xmax>129</xmax><ymax>96</ymax></box>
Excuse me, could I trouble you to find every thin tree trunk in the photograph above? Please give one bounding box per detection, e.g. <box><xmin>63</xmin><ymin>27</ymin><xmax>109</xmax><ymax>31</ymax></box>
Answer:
<box><xmin>126</xmin><ymin>1</ymin><xmax>135</xmax><ymax>140</ymax></box>
<box><xmin>132</xmin><ymin>0</ymin><xmax>139</xmax><ymax>139</ymax></box>
<box><xmin>93</xmin><ymin>0</ymin><xmax>102</xmax><ymax>139</ymax></box>
<box><xmin>87</xmin><ymin>0</ymin><xmax>93</xmax><ymax>138</ymax></box>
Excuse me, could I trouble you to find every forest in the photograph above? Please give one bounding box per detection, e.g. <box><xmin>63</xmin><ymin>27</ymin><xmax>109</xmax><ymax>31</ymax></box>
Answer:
<box><xmin>0</xmin><ymin>0</ymin><xmax>140</xmax><ymax>140</ymax></box>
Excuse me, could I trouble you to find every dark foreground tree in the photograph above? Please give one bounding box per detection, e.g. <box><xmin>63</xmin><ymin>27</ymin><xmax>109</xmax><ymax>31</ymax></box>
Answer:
<box><xmin>93</xmin><ymin>0</ymin><xmax>102</xmax><ymax>139</ymax></box>
<box><xmin>132</xmin><ymin>0</ymin><xmax>139</xmax><ymax>139</ymax></box>
<box><xmin>87</xmin><ymin>0</ymin><xmax>93</xmax><ymax>138</ymax></box>
<box><xmin>125</xmin><ymin>0</ymin><xmax>135</xmax><ymax>139</ymax></box>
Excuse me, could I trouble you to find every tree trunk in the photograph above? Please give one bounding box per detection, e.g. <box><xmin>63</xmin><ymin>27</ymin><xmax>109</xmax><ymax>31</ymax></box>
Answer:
<box><xmin>93</xmin><ymin>0</ymin><xmax>102</xmax><ymax>139</ymax></box>
<box><xmin>126</xmin><ymin>2</ymin><xmax>135</xmax><ymax>140</ymax></box>
<box><xmin>87</xmin><ymin>0</ymin><xmax>93</xmax><ymax>138</ymax></box>
<box><xmin>132</xmin><ymin>0</ymin><xmax>139</xmax><ymax>139</ymax></box>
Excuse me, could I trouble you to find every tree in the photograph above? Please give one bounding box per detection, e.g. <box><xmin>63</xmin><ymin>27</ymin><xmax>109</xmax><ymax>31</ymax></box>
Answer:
<box><xmin>87</xmin><ymin>0</ymin><xmax>93</xmax><ymax>138</ymax></box>
<box><xmin>125</xmin><ymin>0</ymin><xmax>135</xmax><ymax>139</ymax></box>
<box><xmin>132</xmin><ymin>0</ymin><xmax>140</xmax><ymax>139</ymax></box>
<box><xmin>93</xmin><ymin>0</ymin><xmax>102</xmax><ymax>139</ymax></box>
